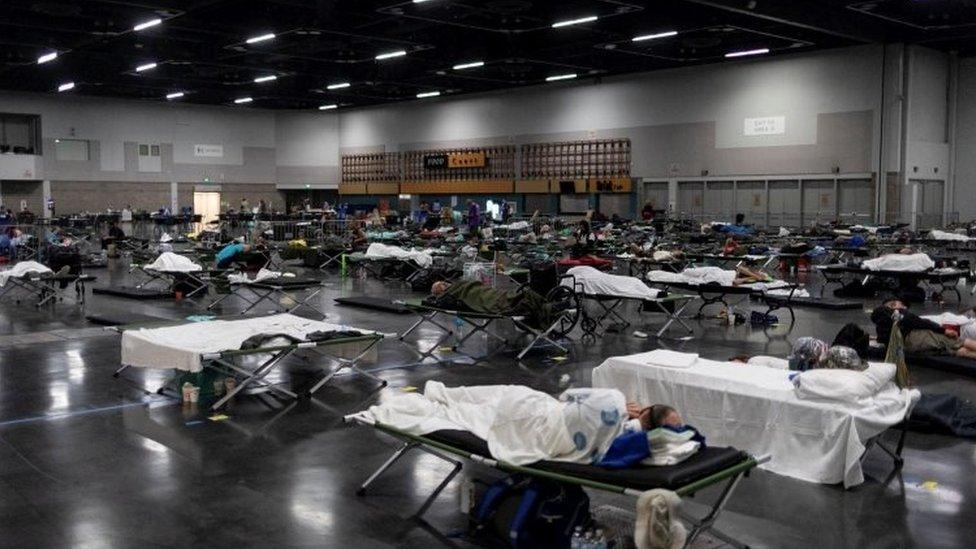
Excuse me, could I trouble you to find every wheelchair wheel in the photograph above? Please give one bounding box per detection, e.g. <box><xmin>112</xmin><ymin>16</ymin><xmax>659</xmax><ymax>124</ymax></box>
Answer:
<box><xmin>544</xmin><ymin>285</ymin><xmax>581</xmax><ymax>339</ymax></box>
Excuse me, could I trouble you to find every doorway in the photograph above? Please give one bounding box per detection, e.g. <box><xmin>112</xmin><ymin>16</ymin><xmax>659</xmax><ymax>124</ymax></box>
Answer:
<box><xmin>194</xmin><ymin>191</ymin><xmax>221</xmax><ymax>227</ymax></box>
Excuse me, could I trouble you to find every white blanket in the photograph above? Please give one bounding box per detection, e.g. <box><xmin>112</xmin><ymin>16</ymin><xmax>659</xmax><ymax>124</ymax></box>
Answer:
<box><xmin>146</xmin><ymin>252</ymin><xmax>202</xmax><ymax>273</ymax></box>
<box><xmin>922</xmin><ymin>312</ymin><xmax>976</xmax><ymax>340</ymax></box>
<box><xmin>367</xmin><ymin>381</ymin><xmax>629</xmax><ymax>466</ymax></box>
<box><xmin>227</xmin><ymin>268</ymin><xmax>284</xmax><ymax>284</ymax></box>
<box><xmin>929</xmin><ymin>229</ymin><xmax>971</xmax><ymax>242</ymax></box>
<box><xmin>647</xmin><ymin>267</ymin><xmax>736</xmax><ymax>286</ymax></box>
<box><xmin>592</xmin><ymin>352</ymin><xmax>919</xmax><ymax>487</ymax></box>
<box><xmin>0</xmin><ymin>261</ymin><xmax>52</xmax><ymax>287</ymax></box>
<box><xmin>365</xmin><ymin>242</ymin><xmax>433</xmax><ymax>268</ymax></box>
<box><xmin>121</xmin><ymin>314</ymin><xmax>371</xmax><ymax>372</ymax></box>
<box><xmin>563</xmin><ymin>266</ymin><xmax>661</xmax><ymax>300</ymax></box>
<box><xmin>862</xmin><ymin>253</ymin><xmax>934</xmax><ymax>272</ymax></box>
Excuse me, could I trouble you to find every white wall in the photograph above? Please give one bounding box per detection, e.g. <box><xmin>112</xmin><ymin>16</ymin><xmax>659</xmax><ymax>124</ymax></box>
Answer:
<box><xmin>953</xmin><ymin>58</ymin><xmax>976</xmax><ymax>219</ymax></box>
<box><xmin>0</xmin><ymin>91</ymin><xmax>277</xmax><ymax>183</ymax></box>
<box><xmin>338</xmin><ymin>45</ymin><xmax>884</xmax><ymax>178</ymax></box>
<box><xmin>274</xmin><ymin>111</ymin><xmax>340</xmax><ymax>186</ymax></box>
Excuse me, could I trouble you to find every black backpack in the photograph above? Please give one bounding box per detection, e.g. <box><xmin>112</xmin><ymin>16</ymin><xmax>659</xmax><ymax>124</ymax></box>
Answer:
<box><xmin>473</xmin><ymin>475</ymin><xmax>589</xmax><ymax>549</ymax></box>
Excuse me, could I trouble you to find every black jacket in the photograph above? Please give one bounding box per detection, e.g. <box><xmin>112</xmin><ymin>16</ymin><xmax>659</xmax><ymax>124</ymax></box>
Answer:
<box><xmin>870</xmin><ymin>305</ymin><xmax>944</xmax><ymax>345</ymax></box>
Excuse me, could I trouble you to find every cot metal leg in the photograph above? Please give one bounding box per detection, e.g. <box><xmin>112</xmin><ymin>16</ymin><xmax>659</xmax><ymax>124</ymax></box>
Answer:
<box><xmin>210</xmin><ymin>352</ymin><xmax>298</xmax><ymax>410</ymax></box>
<box><xmin>654</xmin><ymin>300</ymin><xmax>694</xmax><ymax>338</ymax></box>
<box><xmin>113</xmin><ymin>364</ymin><xmax>130</xmax><ymax>377</ymax></box>
<box><xmin>683</xmin><ymin>472</ymin><xmax>745</xmax><ymax>549</ymax></box>
<box><xmin>516</xmin><ymin>318</ymin><xmax>568</xmax><ymax>360</ymax></box>
<box><xmin>358</xmin><ymin>442</ymin><xmax>417</xmax><ymax>496</ymax></box>
<box><xmin>356</xmin><ymin>441</ymin><xmax>463</xmax><ymax>520</ymax></box>
<box><xmin>306</xmin><ymin>338</ymin><xmax>385</xmax><ymax>395</ymax></box>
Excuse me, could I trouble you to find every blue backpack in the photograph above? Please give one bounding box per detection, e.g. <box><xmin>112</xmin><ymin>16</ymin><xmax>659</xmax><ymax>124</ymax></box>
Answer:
<box><xmin>473</xmin><ymin>475</ymin><xmax>590</xmax><ymax>549</ymax></box>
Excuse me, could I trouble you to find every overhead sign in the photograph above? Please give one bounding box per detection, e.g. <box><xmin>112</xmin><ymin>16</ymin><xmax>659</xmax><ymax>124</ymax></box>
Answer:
<box><xmin>194</xmin><ymin>144</ymin><xmax>224</xmax><ymax>158</ymax></box>
<box><xmin>744</xmin><ymin>116</ymin><xmax>785</xmax><ymax>136</ymax></box>
<box><xmin>448</xmin><ymin>151</ymin><xmax>486</xmax><ymax>169</ymax></box>
<box><xmin>424</xmin><ymin>154</ymin><xmax>448</xmax><ymax>169</ymax></box>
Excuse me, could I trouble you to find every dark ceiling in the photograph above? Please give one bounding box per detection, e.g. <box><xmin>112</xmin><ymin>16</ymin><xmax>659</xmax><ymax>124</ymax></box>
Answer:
<box><xmin>0</xmin><ymin>0</ymin><xmax>973</xmax><ymax>110</ymax></box>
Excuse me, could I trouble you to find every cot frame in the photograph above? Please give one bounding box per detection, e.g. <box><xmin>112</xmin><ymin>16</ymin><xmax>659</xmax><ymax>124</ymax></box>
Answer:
<box><xmin>816</xmin><ymin>264</ymin><xmax>966</xmax><ymax>301</ymax></box>
<box><xmin>128</xmin><ymin>264</ymin><xmax>217</xmax><ymax>300</ymax></box>
<box><xmin>579</xmin><ymin>292</ymin><xmax>696</xmax><ymax>338</ymax></box>
<box><xmin>0</xmin><ymin>272</ymin><xmax>94</xmax><ymax>308</ymax></box>
<box><xmin>398</xmin><ymin>301</ymin><xmax>575</xmax><ymax>360</ymax></box>
<box><xmin>112</xmin><ymin>324</ymin><xmax>385</xmax><ymax>410</ymax></box>
<box><xmin>650</xmin><ymin>280</ymin><xmax>799</xmax><ymax>324</ymax></box>
<box><xmin>207</xmin><ymin>279</ymin><xmax>327</xmax><ymax>317</ymax></box>
<box><xmin>346</xmin><ymin>413</ymin><xmax>767</xmax><ymax>549</ymax></box>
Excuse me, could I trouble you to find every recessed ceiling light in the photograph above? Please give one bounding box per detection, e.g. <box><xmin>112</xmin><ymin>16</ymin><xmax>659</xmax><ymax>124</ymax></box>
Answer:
<box><xmin>57</xmin><ymin>82</ymin><xmax>75</xmax><ymax>92</ymax></box>
<box><xmin>327</xmin><ymin>82</ymin><xmax>351</xmax><ymax>90</ymax></box>
<box><xmin>133</xmin><ymin>18</ymin><xmax>162</xmax><ymax>31</ymax></box>
<box><xmin>632</xmin><ymin>31</ymin><xmax>678</xmax><ymax>42</ymax></box>
<box><xmin>318</xmin><ymin>104</ymin><xmax>338</xmax><ymax>110</ymax></box>
<box><xmin>725</xmin><ymin>48</ymin><xmax>769</xmax><ymax>58</ymax></box>
<box><xmin>416</xmin><ymin>91</ymin><xmax>440</xmax><ymax>98</ymax></box>
<box><xmin>254</xmin><ymin>75</ymin><xmax>277</xmax><ymax>83</ymax></box>
<box><xmin>166</xmin><ymin>91</ymin><xmax>185</xmax><ymax>100</ymax></box>
<box><xmin>234</xmin><ymin>97</ymin><xmax>253</xmax><ymax>104</ymax></box>
<box><xmin>37</xmin><ymin>52</ymin><xmax>58</xmax><ymax>64</ymax></box>
<box><xmin>545</xmin><ymin>73</ymin><xmax>577</xmax><ymax>82</ymax></box>
<box><xmin>453</xmin><ymin>61</ymin><xmax>484</xmax><ymax>70</ymax></box>
<box><xmin>135</xmin><ymin>62</ymin><xmax>157</xmax><ymax>72</ymax></box>
<box><xmin>246</xmin><ymin>33</ymin><xmax>275</xmax><ymax>44</ymax></box>
<box><xmin>551</xmin><ymin>15</ymin><xmax>598</xmax><ymax>28</ymax></box>
<box><xmin>375</xmin><ymin>50</ymin><xmax>407</xmax><ymax>60</ymax></box>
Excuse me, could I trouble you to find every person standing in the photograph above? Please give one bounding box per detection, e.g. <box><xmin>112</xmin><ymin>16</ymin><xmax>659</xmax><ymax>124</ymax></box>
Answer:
<box><xmin>466</xmin><ymin>199</ymin><xmax>480</xmax><ymax>235</ymax></box>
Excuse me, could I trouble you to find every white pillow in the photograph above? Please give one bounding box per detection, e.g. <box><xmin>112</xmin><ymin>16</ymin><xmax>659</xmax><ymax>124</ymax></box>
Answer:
<box><xmin>793</xmin><ymin>362</ymin><xmax>896</xmax><ymax>403</ymax></box>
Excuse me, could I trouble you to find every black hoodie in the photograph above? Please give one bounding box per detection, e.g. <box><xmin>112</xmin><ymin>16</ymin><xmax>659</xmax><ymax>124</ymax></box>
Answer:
<box><xmin>870</xmin><ymin>305</ymin><xmax>944</xmax><ymax>345</ymax></box>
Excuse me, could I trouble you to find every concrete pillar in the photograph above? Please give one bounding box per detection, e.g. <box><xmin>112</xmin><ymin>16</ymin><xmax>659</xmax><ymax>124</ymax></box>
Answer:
<box><xmin>171</xmin><ymin>181</ymin><xmax>179</xmax><ymax>212</ymax></box>
<box><xmin>42</xmin><ymin>180</ymin><xmax>52</xmax><ymax>218</ymax></box>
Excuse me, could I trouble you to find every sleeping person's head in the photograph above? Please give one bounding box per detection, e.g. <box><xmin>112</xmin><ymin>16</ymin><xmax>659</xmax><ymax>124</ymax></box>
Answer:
<box><xmin>819</xmin><ymin>346</ymin><xmax>869</xmax><ymax>371</ymax></box>
<box><xmin>788</xmin><ymin>337</ymin><xmax>829</xmax><ymax>371</ymax></box>
<box><xmin>431</xmin><ymin>280</ymin><xmax>452</xmax><ymax>296</ymax></box>
<box><xmin>638</xmin><ymin>404</ymin><xmax>683</xmax><ymax>430</ymax></box>
<box><xmin>882</xmin><ymin>298</ymin><xmax>907</xmax><ymax>311</ymax></box>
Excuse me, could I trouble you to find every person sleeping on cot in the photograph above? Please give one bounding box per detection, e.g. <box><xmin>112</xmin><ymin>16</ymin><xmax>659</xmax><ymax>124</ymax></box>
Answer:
<box><xmin>426</xmin><ymin>280</ymin><xmax>559</xmax><ymax>329</ymax></box>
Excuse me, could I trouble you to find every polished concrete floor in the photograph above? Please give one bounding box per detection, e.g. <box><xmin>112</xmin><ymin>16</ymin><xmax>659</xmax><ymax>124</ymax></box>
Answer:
<box><xmin>1</xmin><ymin>258</ymin><xmax>975</xmax><ymax>548</ymax></box>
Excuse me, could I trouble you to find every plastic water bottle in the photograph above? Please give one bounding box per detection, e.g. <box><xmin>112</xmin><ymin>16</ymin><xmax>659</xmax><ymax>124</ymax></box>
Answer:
<box><xmin>581</xmin><ymin>530</ymin><xmax>594</xmax><ymax>549</ymax></box>
<box><xmin>570</xmin><ymin>527</ymin><xmax>584</xmax><ymax>549</ymax></box>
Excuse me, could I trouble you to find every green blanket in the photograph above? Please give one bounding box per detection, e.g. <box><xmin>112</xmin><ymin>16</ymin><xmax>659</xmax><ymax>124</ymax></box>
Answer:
<box><xmin>442</xmin><ymin>281</ymin><xmax>552</xmax><ymax>329</ymax></box>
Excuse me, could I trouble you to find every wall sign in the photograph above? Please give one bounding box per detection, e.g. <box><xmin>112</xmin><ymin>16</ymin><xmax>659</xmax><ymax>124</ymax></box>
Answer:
<box><xmin>424</xmin><ymin>154</ymin><xmax>448</xmax><ymax>169</ymax></box>
<box><xmin>194</xmin><ymin>144</ymin><xmax>224</xmax><ymax>158</ymax></box>
<box><xmin>744</xmin><ymin>116</ymin><xmax>786</xmax><ymax>136</ymax></box>
<box><xmin>448</xmin><ymin>151</ymin><xmax>486</xmax><ymax>169</ymax></box>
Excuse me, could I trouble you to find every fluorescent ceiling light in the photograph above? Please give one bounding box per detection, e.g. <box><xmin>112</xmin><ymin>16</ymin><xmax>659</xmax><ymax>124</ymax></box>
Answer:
<box><xmin>253</xmin><ymin>75</ymin><xmax>277</xmax><ymax>83</ymax></box>
<box><xmin>375</xmin><ymin>50</ymin><xmax>407</xmax><ymax>60</ymax></box>
<box><xmin>725</xmin><ymin>48</ymin><xmax>769</xmax><ymax>58</ymax></box>
<box><xmin>632</xmin><ymin>31</ymin><xmax>678</xmax><ymax>42</ymax></box>
<box><xmin>166</xmin><ymin>91</ymin><xmax>185</xmax><ymax>99</ymax></box>
<box><xmin>135</xmin><ymin>62</ymin><xmax>157</xmax><ymax>72</ymax></box>
<box><xmin>551</xmin><ymin>15</ymin><xmax>598</xmax><ymax>28</ymax></box>
<box><xmin>416</xmin><ymin>91</ymin><xmax>440</xmax><ymax>98</ymax></box>
<box><xmin>234</xmin><ymin>97</ymin><xmax>253</xmax><ymax>104</ymax></box>
<box><xmin>37</xmin><ymin>52</ymin><xmax>58</xmax><ymax>64</ymax></box>
<box><xmin>246</xmin><ymin>33</ymin><xmax>275</xmax><ymax>44</ymax></box>
<box><xmin>57</xmin><ymin>82</ymin><xmax>75</xmax><ymax>92</ymax></box>
<box><xmin>545</xmin><ymin>73</ymin><xmax>577</xmax><ymax>82</ymax></box>
<box><xmin>318</xmin><ymin>104</ymin><xmax>338</xmax><ymax>110</ymax></box>
<box><xmin>133</xmin><ymin>18</ymin><xmax>162</xmax><ymax>31</ymax></box>
<box><xmin>413</xmin><ymin>0</ymin><xmax>432</xmax><ymax>3</ymax></box>
<box><xmin>453</xmin><ymin>61</ymin><xmax>484</xmax><ymax>70</ymax></box>
<box><xmin>326</xmin><ymin>82</ymin><xmax>351</xmax><ymax>90</ymax></box>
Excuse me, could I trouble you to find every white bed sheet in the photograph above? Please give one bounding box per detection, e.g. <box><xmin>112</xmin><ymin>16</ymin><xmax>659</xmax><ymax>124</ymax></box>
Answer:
<box><xmin>862</xmin><ymin>253</ymin><xmax>934</xmax><ymax>272</ymax></box>
<box><xmin>592</xmin><ymin>352</ymin><xmax>919</xmax><ymax>487</ymax></box>
<box><xmin>121</xmin><ymin>314</ymin><xmax>373</xmax><ymax>372</ymax></box>
<box><xmin>563</xmin><ymin>266</ymin><xmax>661</xmax><ymax>300</ymax></box>
<box><xmin>146</xmin><ymin>252</ymin><xmax>202</xmax><ymax>273</ymax></box>
<box><xmin>364</xmin><ymin>242</ymin><xmax>433</xmax><ymax>268</ymax></box>
<box><xmin>0</xmin><ymin>261</ymin><xmax>52</xmax><ymax>287</ymax></box>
